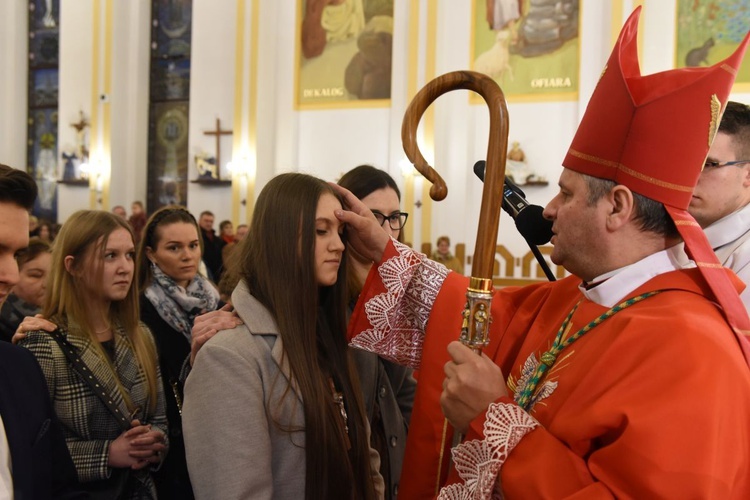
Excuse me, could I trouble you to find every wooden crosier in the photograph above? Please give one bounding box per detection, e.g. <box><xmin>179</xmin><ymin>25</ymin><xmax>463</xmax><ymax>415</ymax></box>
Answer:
<box><xmin>402</xmin><ymin>70</ymin><xmax>509</xmax><ymax>351</ymax></box>
<box><xmin>401</xmin><ymin>70</ymin><xmax>509</xmax><ymax>490</ymax></box>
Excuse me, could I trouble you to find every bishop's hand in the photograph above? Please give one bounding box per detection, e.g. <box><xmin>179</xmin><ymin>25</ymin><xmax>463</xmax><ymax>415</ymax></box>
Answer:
<box><xmin>441</xmin><ymin>340</ymin><xmax>508</xmax><ymax>434</ymax></box>
<box><xmin>330</xmin><ymin>182</ymin><xmax>391</xmax><ymax>263</ymax></box>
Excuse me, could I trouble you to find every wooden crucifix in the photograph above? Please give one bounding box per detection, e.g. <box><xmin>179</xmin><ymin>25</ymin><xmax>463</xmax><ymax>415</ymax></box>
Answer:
<box><xmin>203</xmin><ymin>118</ymin><xmax>233</xmax><ymax>179</ymax></box>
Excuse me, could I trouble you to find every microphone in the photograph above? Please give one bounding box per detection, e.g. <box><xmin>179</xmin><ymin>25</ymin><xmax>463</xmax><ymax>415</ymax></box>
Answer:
<box><xmin>473</xmin><ymin>161</ymin><xmax>553</xmax><ymax>245</ymax></box>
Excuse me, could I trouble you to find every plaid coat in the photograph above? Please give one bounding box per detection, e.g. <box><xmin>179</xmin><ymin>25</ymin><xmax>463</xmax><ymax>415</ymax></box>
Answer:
<box><xmin>21</xmin><ymin>318</ymin><xmax>168</xmax><ymax>499</ymax></box>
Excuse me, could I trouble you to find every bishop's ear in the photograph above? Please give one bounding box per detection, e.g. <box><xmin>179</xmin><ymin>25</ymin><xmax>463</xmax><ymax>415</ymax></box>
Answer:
<box><xmin>606</xmin><ymin>184</ymin><xmax>635</xmax><ymax>230</ymax></box>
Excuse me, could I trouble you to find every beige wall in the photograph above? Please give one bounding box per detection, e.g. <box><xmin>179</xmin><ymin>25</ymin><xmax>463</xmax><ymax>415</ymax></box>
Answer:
<box><xmin>1</xmin><ymin>0</ymin><xmax>748</xmax><ymax>277</ymax></box>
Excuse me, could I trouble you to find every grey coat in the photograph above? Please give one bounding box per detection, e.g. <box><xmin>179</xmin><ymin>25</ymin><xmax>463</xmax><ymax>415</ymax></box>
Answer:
<box><xmin>183</xmin><ymin>281</ymin><xmax>384</xmax><ymax>499</ymax></box>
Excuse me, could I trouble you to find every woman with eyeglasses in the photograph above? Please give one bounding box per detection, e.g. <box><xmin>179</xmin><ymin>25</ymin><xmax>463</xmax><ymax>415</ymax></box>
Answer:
<box><xmin>338</xmin><ymin>164</ymin><xmax>416</xmax><ymax>500</ymax></box>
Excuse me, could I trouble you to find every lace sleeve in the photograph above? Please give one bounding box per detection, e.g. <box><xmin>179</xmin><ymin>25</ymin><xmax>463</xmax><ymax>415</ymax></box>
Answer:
<box><xmin>350</xmin><ymin>239</ymin><xmax>449</xmax><ymax>369</ymax></box>
<box><xmin>438</xmin><ymin>402</ymin><xmax>539</xmax><ymax>500</ymax></box>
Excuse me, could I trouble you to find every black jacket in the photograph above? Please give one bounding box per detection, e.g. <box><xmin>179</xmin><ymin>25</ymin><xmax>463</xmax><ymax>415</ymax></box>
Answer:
<box><xmin>200</xmin><ymin>228</ymin><xmax>225</xmax><ymax>282</ymax></box>
<box><xmin>140</xmin><ymin>296</ymin><xmax>195</xmax><ymax>500</ymax></box>
<box><xmin>0</xmin><ymin>341</ymin><xmax>86</xmax><ymax>499</ymax></box>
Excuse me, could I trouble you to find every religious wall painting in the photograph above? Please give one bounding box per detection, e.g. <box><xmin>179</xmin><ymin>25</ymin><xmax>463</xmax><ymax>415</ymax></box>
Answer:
<box><xmin>675</xmin><ymin>0</ymin><xmax>750</xmax><ymax>91</ymax></box>
<box><xmin>471</xmin><ymin>0</ymin><xmax>581</xmax><ymax>103</ymax></box>
<box><xmin>147</xmin><ymin>102</ymin><xmax>190</xmax><ymax>210</ymax></box>
<box><xmin>296</xmin><ymin>0</ymin><xmax>394</xmax><ymax>109</ymax></box>
<box><xmin>27</xmin><ymin>0</ymin><xmax>60</xmax><ymax>223</ymax></box>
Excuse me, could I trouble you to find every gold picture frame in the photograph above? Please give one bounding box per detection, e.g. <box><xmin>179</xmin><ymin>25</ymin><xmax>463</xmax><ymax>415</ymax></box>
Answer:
<box><xmin>295</xmin><ymin>0</ymin><xmax>395</xmax><ymax>110</ymax></box>
<box><xmin>470</xmin><ymin>0</ymin><xmax>581</xmax><ymax>103</ymax></box>
<box><xmin>674</xmin><ymin>0</ymin><xmax>750</xmax><ymax>92</ymax></box>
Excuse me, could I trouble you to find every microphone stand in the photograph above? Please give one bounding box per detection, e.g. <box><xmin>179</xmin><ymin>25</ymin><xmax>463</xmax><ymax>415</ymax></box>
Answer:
<box><xmin>526</xmin><ymin>238</ymin><xmax>556</xmax><ymax>281</ymax></box>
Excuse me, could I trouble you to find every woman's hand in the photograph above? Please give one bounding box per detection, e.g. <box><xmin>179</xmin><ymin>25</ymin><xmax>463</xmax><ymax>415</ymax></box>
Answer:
<box><xmin>13</xmin><ymin>314</ymin><xmax>56</xmax><ymax>344</ymax></box>
<box><xmin>108</xmin><ymin>420</ymin><xmax>166</xmax><ymax>470</ymax></box>
<box><xmin>190</xmin><ymin>304</ymin><xmax>243</xmax><ymax>366</ymax></box>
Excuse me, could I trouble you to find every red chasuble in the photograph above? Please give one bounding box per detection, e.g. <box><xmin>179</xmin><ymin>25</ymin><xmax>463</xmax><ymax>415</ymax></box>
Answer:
<box><xmin>348</xmin><ymin>240</ymin><xmax>750</xmax><ymax>499</ymax></box>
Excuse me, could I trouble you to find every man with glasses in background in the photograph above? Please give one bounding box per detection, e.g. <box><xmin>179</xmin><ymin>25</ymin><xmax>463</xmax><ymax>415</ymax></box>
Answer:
<box><xmin>689</xmin><ymin>101</ymin><xmax>750</xmax><ymax>310</ymax></box>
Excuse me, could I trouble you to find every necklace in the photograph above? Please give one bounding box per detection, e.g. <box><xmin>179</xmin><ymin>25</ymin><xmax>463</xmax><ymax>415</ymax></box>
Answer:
<box><xmin>94</xmin><ymin>325</ymin><xmax>111</xmax><ymax>335</ymax></box>
<box><xmin>329</xmin><ymin>377</ymin><xmax>351</xmax><ymax>449</ymax></box>
<box><xmin>515</xmin><ymin>290</ymin><xmax>661</xmax><ymax>411</ymax></box>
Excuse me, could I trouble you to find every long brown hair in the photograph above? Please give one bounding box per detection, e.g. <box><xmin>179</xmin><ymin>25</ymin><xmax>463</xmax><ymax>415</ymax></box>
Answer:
<box><xmin>239</xmin><ymin>173</ymin><xmax>376</xmax><ymax>499</ymax></box>
<box><xmin>44</xmin><ymin>210</ymin><xmax>159</xmax><ymax>411</ymax></box>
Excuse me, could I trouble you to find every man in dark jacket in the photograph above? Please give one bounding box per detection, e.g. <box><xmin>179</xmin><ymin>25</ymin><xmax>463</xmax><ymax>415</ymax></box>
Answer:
<box><xmin>0</xmin><ymin>163</ymin><xmax>86</xmax><ymax>499</ymax></box>
<box><xmin>198</xmin><ymin>210</ymin><xmax>225</xmax><ymax>282</ymax></box>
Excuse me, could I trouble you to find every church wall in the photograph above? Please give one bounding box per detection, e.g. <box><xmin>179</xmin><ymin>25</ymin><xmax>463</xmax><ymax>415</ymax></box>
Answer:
<box><xmin>0</xmin><ymin>0</ymin><xmax>29</xmax><ymax>172</ymax></box>
<box><xmin>57</xmin><ymin>0</ymin><xmax>93</xmax><ymax>223</ymax></box>
<box><xmin>188</xmin><ymin>0</ymin><xmax>237</xmax><ymax>224</ymax></box>
<box><xmin>0</xmin><ymin>0</ymin><xmax>748</xmax><ymax>279</ymax></box>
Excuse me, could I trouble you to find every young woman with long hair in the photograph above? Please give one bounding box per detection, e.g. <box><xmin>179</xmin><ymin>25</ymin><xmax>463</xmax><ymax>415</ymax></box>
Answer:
<box><xmin>137</xmin><ymin>205</ymin><xmax>239</xmax><ymax>499</ymax></box>
<box><xmin>20</xmin><ymin>210</ymin><xmax>167</xmax><ymax>498</ymax></box>
<box><xmin>183</xmin><ymin>172</ymin><xmax>384</xmax><ymax>499</ymax></box>
<box><xmin>337</xmin><ymin>164</ymin><xmax>415</xmax><ymax>499</ymax></box>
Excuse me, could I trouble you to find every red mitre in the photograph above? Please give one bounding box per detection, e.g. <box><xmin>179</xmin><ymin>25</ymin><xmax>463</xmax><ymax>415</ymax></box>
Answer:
<box><xmin>563</xmin><ymin>6</ymin><xmax>750</xmax><ymax>361</ymax></box>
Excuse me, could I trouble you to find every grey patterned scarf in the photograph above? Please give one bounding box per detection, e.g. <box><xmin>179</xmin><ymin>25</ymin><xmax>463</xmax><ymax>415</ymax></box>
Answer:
<box><xmin>144</xmin><ymin>263</ymin><xmax>220</xmax><ymax>342</ymax></box>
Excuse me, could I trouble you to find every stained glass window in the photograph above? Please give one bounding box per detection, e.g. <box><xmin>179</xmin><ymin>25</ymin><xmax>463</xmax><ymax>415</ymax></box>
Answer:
<box><xmin>27</xmin><ymin>0</ymin><xmax>60</xmax><ymax>223</ymax></box>
<box><xmin>147</xmin><ymin>0</ymin><xmax>193</xmax><ymax>212</ymax></box>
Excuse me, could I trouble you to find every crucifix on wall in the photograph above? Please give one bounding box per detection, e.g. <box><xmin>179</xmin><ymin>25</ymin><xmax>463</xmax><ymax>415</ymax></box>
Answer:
<box><xmin>203</xmin><ymin>118</ymin><xmax>233</xmax><ymax>180</ymax></box>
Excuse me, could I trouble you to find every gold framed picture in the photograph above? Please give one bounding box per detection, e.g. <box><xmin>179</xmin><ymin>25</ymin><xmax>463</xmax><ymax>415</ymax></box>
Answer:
<box><xmin>295</xmin><ymin>0</ymin><xmax>394</xmax><ymax>109</ymax></box>
<box><xmin>675</xmin><ymin>0</ymin><xmax>749</xmax><ymax>92</ymax></box>
<box><xmin>470</xmin><ymin>0</ymin><xmax>581</xmax><ymax>103</ymax></box>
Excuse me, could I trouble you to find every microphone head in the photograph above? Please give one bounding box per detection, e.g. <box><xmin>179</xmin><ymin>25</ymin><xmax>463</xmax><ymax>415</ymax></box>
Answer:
<box><xmin>473</xmin><ymin>160</ymin><xmax>486</xmax><ymax>182</ymax></box>
<box><xmin>515</xmin><ymin>205</ymin><xmax>553</xmax><ymax>245</ymax></box>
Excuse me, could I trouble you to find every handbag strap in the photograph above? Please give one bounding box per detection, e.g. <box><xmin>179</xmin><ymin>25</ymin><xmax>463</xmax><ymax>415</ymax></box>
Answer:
<box><xmin>48</xmin><ymin>329</ymin><xmax>131</xmax><ymax>431</ymax></box>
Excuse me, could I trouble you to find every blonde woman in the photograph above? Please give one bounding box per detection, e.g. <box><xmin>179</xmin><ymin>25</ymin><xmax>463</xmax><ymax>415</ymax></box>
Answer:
<box><xmin>21</xmin><ymin>210</ymin><xmax>167</xmax><ymax>499</ymax></box>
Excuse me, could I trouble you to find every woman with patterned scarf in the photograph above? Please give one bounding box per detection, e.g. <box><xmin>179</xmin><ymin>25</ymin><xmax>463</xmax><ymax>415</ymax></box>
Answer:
<box><xmin>137</xmin><ymin>206</ymin><xmax>241</xmax><ymax>500</ymax></box>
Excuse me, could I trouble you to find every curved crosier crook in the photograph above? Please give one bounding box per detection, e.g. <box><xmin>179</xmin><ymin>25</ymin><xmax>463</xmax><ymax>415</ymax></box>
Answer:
<box><xmin>401</xmin><ymin>70</ymin><xmax>509</xmax><ymax>351</ymax></box>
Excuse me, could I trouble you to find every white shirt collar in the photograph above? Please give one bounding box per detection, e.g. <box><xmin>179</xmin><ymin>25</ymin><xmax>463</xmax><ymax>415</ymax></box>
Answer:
<box><xmin>579</xmin><ymin>245</ymin><xmax>688</xmax><ymax>307</ymax></box>
<box><xmin>703</xmin><ymin>202</ymin><xmax>750</xmax><ymax>250</ymax></box>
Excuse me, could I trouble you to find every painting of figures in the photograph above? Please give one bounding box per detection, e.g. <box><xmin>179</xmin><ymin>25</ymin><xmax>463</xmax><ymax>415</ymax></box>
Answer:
<box><xmin>297</xmin><ymin>0</ymin><xmax>394</xmax><ymax>108</ymax></box>
<box><xmin>471</xmin><ymin>0</ymin><xmax>580</xmax><ymax>102</ymax></box>
<box><xmin>675</xmin><ymin>0</ymin><xmax>749</xmax><ymax>90</ymax></box>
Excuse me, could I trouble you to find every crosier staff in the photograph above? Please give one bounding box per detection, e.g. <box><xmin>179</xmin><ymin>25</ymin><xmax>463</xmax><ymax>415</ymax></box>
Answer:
<box><xmin>401</xmin><ymin>70</ymin><xmax>509</xmax><ymax>489</ymax></box>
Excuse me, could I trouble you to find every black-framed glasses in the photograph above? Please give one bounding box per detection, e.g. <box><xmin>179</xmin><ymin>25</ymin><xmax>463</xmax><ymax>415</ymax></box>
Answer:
<box><xmin>371</xmin><ymin>210</ymin><xmax>409</xmax><ymax>230</ymax></box>
<box><xmin>704</xmin><ymin>160</ymin><xmax>750</xmax><ymax>168</ymax></box>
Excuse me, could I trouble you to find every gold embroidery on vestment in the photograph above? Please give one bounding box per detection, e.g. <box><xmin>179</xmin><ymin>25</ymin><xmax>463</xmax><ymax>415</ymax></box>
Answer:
<box><xmin>568</xmin><ymin>149</ymin><xmax>693</xmax><ymax>193</ymax></box>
